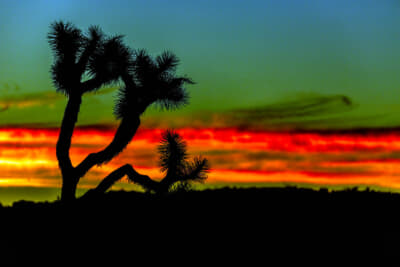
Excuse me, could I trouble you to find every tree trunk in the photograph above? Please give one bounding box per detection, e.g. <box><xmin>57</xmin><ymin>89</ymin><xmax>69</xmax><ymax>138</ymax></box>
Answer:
<box><xmin>61</xmin><ymin>172</ymin><xmax>79</xmax><ymax>202</ymax></box>
<box><xmin>57</xmin><ymin>93</ymin><xmax>82</xmax><ymax>202</ymax></box>
<box><xmin>57</xmin><ymin>94</ymin><xmax>141</xmax><ymax>201</ymax></box>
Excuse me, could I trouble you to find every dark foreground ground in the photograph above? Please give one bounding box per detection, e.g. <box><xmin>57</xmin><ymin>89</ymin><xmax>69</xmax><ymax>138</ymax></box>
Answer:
<box><xmin>1</xmin><ymin>187</ymin><xmax>400</xmax><ymax>265</ymax></box>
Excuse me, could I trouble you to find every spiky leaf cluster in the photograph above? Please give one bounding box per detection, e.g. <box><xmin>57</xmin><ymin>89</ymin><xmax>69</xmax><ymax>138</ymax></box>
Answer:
<box><xmin>48</xmin><ymin>21</ymin><xmax>84</xmax><ymax>62</ymax></box>
<box><xmin>48</xmin><ymin>22</ymin><xmax>84</xmax><ymax>94</ymax></box>
<box><xmin>48</xmin><ymin>21</ymin><xmax>132</xmax><ymax>96</ymax></box>
<box><xmin>158</xmin><ymin>130</ymin><xmax>188</xmax><ymax>174</ymax></box>
<box><xmin>181</xmin><ymin>156</ymin><xmax>210</xmax><ymax>183</ymax></box>
<box><xmin>88</xmin><ymin>36</ymin><xmax>134</xmax><ymax>90</ymax></box>
<box><xmin>114</xmin><ymin>50</ymin><xmax>193</xmax><ymax>119</ymax></box>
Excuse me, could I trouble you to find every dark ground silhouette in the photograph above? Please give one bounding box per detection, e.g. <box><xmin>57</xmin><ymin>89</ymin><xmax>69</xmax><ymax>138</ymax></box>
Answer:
<box><xmin>1</xmin><ymin>187</ymin><xmax>400</xmax><ymax>265</ymax></box>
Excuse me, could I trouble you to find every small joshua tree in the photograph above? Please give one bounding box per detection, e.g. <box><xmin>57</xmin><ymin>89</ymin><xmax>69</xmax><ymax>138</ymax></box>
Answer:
<box><xmin>86</xmin><ymin>130</ymin><xmax>209</xmax><ymax>196</ymax></box>
<box><xmin>48</xmin><ymin>21</ymin><xmax>198</xmax><ymax>201</ymax></box>
<box><xmin>157</xmin><ymin>130</ymin><xmax>209</xmax><ymax>193</ymax></box>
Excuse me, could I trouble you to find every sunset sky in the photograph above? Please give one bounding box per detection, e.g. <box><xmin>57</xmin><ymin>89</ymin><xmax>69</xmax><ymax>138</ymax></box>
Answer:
<box><xmin>0</xmin><ymin>0</ymin><xmax>400</xmax><ymax>204</ymax></box>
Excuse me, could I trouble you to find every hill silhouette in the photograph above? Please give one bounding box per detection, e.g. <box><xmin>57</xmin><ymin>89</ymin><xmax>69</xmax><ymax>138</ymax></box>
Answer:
<box><xmin>1</xmin><ymin>187</ymin><xmax>400</xmax><ymax>265</ymax></box>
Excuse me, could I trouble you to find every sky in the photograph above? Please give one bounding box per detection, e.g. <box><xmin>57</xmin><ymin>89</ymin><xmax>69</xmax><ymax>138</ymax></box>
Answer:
<box><xmin>0</xmin><ymin>0</ymin><xmax>400</xmax><ymax>204</ymax></box>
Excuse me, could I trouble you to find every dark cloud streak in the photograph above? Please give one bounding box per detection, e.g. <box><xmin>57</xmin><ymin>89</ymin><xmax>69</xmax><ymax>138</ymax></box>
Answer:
<box><xmin>232</xmin><ymin>94</ymin><xmax>354</xmax><ymax>120</ymax></box>
<box><xmin>215</xmin><ymin>93</ymin><xmax>361</xmax><ymax>131</ymax></box>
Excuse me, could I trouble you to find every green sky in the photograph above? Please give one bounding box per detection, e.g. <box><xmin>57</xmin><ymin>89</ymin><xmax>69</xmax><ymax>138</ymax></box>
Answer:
<box><xmin>1</xmin><ymin>0</ymin><xmax>400</xmax><ymax>129</ymax></box>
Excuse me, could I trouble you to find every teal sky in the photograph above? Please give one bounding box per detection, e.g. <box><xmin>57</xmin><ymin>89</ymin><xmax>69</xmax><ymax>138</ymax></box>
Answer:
<box><xmin>0</xmin><ymin>0</ymin><xmax>400</xmax><ymax>129</ymax></box>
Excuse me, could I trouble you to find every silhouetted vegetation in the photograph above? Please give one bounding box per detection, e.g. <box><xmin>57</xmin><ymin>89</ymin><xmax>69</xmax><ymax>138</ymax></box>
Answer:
<box><xmin>1</xmin><ymin>187</ymin><xmax>400</xmax><ymax>264</ymax></box>
<box><xmin>48</xmin><ymin>21</ymin><xmax>197</xmax><ymax>201</ymax></box>
<box><xmin>83</xmin><ymin>129</ymin><xmax>209</xmax><ymax>198</ymax></box>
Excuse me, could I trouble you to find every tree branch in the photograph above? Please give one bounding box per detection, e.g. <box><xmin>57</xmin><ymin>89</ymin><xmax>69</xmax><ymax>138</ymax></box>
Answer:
<box><xmin>124</xmin><ymin>164</ymin><xmax>160</xmax><ymax>191</ymax></box>
<box><xmin>84</xmin><ymin>164</ymin><xmax>159</xmax><ymax>197</ymax></box>
<box><xmin>80</xmin><ymin>77</ymin><xmax>102</xmax><ymax>93</ymax></box>
<box><xmin>77</xmin><ymin>28</ymin><xmax>102</xmax><ymax>76</ymax></box>
<box><xmin>75</xmin><ymin>116</ymin><xmax>141</xmax><ymax>178</ymax></box>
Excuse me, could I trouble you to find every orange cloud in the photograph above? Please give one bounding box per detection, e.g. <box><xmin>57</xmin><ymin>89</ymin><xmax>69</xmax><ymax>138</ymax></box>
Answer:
<box><xmin>1</xmin><ymin>127</ymin><xmax>400</xmax><ymax>191</ymax></box>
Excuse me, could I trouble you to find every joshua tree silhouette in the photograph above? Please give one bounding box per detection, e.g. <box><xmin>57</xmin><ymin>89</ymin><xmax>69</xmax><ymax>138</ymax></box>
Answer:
<box><xmin>48</xmin><ymin>21</ymin><xmax>205</xmax><ymax>201</ymax></box>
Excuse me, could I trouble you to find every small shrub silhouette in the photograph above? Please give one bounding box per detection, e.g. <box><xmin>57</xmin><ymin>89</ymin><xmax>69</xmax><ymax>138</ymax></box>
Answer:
<box><xmin>157</xmin><ymin>130</ymin><xmax>209</xmax><ymax>193</ymax></box>
<box><xmin>48</xmin><ymin>21</ymin><xmax>196</xmax><ymax>201</ymax></box>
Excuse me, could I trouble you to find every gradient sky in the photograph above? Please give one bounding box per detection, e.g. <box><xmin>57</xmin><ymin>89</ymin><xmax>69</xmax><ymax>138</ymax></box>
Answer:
<box><xmin>1</xmin><ymin>0</ymin><xmax>400</xmax><ymax>126</ymax></box>
<box><xmin>0</xmin><ymin>0</ymin><xmax>400</xmax><ymax>204</ymax></box>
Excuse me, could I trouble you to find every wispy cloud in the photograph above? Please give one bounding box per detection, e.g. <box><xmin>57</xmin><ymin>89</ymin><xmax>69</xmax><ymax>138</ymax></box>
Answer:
<box><xmin>0</xmin><ymin>91</ymin><xmax>62</xmax><ymax>110</ymax></box>
<box><xmin>0</xmin><ymin>83</ymin><xmax>118</xmax><ymax>112</ymax></box>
